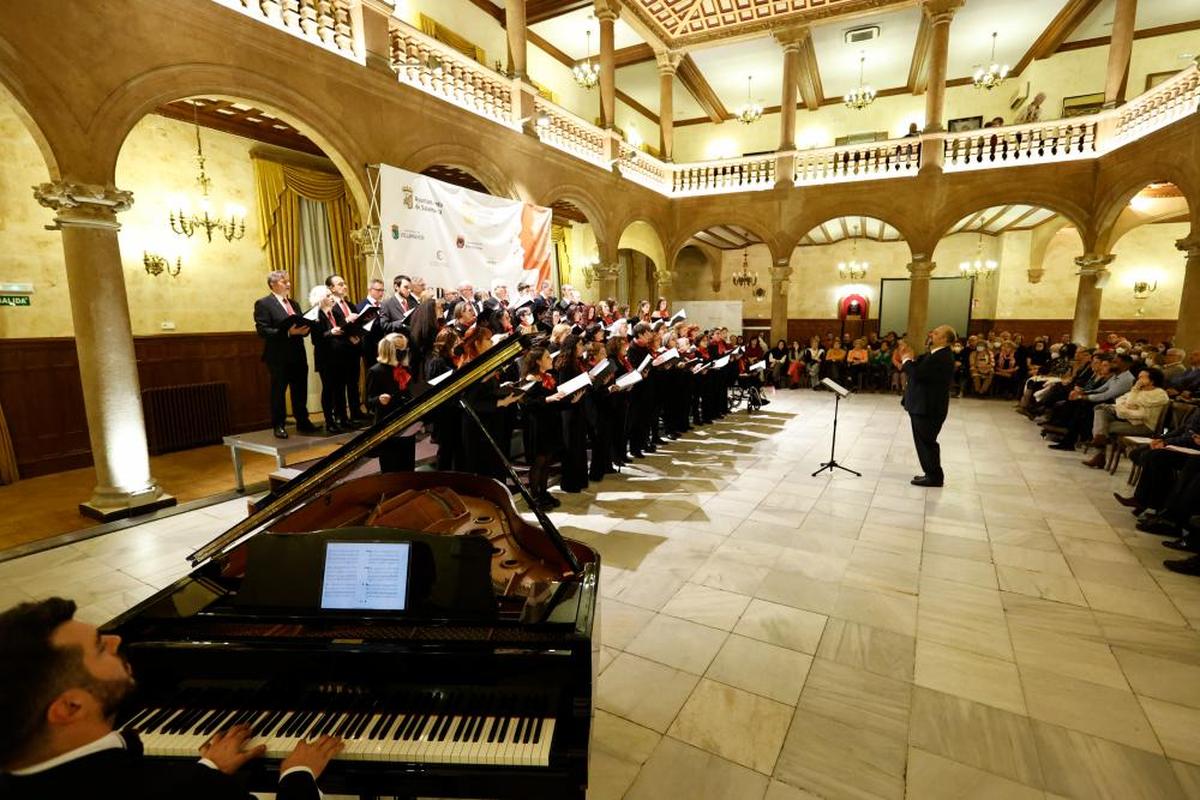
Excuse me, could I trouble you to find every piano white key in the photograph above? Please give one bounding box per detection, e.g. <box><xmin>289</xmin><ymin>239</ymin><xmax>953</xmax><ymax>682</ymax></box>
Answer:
<box><xmin>341</xmin><ymin>713</ymin><xmax>381</xmax><ymax>760</ymax></box>
<box><xmin>535</xmin><ymin>718</ymin><xmax>555</xmax><ymax>767</ymax></box>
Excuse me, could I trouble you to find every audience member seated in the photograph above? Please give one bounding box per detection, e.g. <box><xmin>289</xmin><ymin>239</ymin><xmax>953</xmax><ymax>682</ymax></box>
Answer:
<box><xmin>993</xmin><ymin>343</ymin><xmax>1020</xmax><ymax>398</ymax></box>
<box><xmin>0</xmin><ymin>598</ymin><xmax>342</xmax><ymax>800</ymax></box>
<box><xmin>1048</xmin><ymin>354</ymin><xmax>1136</xmax><ymax>451</ymax></box>
<box><xmin>802</xmin><ymin>337</ymin><xmax>824</xmax><ymax>389</ymax></box>
<box><xmin>845</xmin><ymin>339</ymin><xmax>870</xmax><ymax>389</ymax></box>
<box><xmin>824</xmin><ymin>340</ymin><xmax>847</xmax><ymax>384</ymax></box>
<box><xmin>970</xmin><ymin>342</ymin><xmax>994</xmax><ymax>395</ymax></box>
<box><xmin>1081</xmin><ymin>367</ymin><xmax>1169</xmax><ymax>467</ymax></box>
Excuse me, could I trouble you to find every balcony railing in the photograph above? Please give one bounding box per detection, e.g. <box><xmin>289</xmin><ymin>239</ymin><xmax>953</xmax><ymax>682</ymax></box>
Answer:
<box><xmin>941</xmin><ymin>118</ymin><xmax>1098</xmax><ymax>172</ymax></box>
<box><xmin>215</xmin><ymin>4</ymin><xmax>1199</xmax><ymax>197</ymax></box>
<box><xmin>794</xmin><ymin>139</ymin><xmax>921</xmax><ymax>185</ymax></box>
<box><xmin>389</xmin><ymin>23</ymin><xmax>515</xmax><ymax>129</ymax></box>
<box><xmin>213</xmin><ymin>0</ymin><xmax>360</xmax><ymax>60</ymax></box>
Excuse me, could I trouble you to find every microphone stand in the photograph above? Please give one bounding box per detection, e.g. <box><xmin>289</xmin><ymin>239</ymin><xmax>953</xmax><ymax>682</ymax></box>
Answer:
<box><xmin>812</xmin><ymin>387</ymin><xmax>861</xmax><ymax>477</ymax></box>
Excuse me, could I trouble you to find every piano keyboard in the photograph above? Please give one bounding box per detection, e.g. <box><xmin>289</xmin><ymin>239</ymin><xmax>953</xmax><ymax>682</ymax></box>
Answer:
<box><xmin>122</xmin><ymin>694</ymin><xmax>556</xmax><ymax>768</ymax></box>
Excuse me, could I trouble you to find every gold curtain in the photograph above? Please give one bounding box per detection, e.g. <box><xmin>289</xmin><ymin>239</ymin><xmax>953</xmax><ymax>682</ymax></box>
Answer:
<box><xmin>0</xmin><ymin>400</ymin><xmax>17</xmax><ymax>484</ymax></box>
<box><xmin>419</xmin><ymin>14</ymin><xmax>487</xmax><ymax>64</ymax></box>
<box><xmin>252</xmin><ymin>156</ymin><xmax>364</xmax><ymax>301</ymax></box>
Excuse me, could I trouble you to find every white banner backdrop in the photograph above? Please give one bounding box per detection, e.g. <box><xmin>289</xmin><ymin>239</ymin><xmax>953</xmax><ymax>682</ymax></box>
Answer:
<box><xmin>379</xmin><ymin>164</ymin><xmax>552</xmax><ymax>291</ymax></box>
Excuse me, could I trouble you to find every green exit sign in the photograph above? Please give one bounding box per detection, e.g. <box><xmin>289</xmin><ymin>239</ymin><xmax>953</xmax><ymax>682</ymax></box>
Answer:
<box><xmin>0</xmin><ymin>295</ymin><xmax>31</xmax><ymax>307</ymax></box>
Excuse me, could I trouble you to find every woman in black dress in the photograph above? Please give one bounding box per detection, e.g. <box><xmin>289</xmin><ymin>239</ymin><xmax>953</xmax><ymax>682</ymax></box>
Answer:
<box><xmin>606</xmin><ymin>336</ymin><xmax>632</xmax><ymax>465</ymax></box>
<box><xmin>521</xmin><ymin>346</ymin><xmax>564</xmax><ymax>509</ymax></box>
<box><xmin>585</xmin><ymin>341</ymin><xmax>616</xmax><ymax>481</ymax></box>
<box><xmin>365</xmin><ymin>332</ymin><xmax>415</xmax><ymax>471</ymax></box>
<box><xmin>308</xmin><ymin>286</ymin><xmax>347</xmax><ymax>433</ymax></box>
<box><xmin>555</xmin><ymin>335</ymin><xmax>590</xmax><ymax>493</ymax></box>
<box><xmin>460</xmin><ymin>326</ymin><xmax>521</xmax><ymax>480</ymax></box>
<box><xmin>424</xmin><ymin>327</ymin><xmax>462</xmax><ymax>471</ymax></box>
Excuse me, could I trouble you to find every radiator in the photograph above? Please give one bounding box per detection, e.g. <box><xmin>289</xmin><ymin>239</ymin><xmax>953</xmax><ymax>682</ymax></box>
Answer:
<box><xmin>141</xmin><ymin>382</ymin><xmax>232</xmax><ymax>454</ymax></box>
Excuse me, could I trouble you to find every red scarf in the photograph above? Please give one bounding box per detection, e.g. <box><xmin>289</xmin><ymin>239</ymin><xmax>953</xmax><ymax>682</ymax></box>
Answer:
<box><xmin>540</xmin><ymin>372</ymin><xmax>557</xmax><ymax>391</ymax></box>
<box><xmin>716</xmin><ymin>341</ymin><xmax>727</xmax><ymax>354</ymax></box>
<box><xmin>392</xmin><ymin>365</ymin><xmax>410</xmax><ymax>391</ymax></box>
<box><xmin>621</xmin><ymin>355</ymin><xmax>633</xmax><ymax>371</ymax></box>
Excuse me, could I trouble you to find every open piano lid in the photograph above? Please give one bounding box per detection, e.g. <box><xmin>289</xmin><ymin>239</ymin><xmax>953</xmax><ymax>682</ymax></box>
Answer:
<box><xmin>187</xmin><ymin>333</ymin><xmax>534</xmax><ymax>568</ymax></box>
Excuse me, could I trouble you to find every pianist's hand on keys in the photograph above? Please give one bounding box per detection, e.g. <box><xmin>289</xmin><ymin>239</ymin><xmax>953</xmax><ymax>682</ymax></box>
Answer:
<box><xmin>198</xmin><ymin>722</ymin><xmax>345</xmax><ymax>779</ymax></box>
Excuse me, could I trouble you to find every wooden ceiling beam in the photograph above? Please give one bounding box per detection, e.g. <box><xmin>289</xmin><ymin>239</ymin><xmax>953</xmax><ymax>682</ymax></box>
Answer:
<box><xmin>616</xmin><ymin>89</ymin><xmax>659</xmax><ymax>125</ymax></box>
<box><xmin>526</xmin><ymin>0</ymin><xmax>593</xmax><ymax>25</ymax></box>
<box><xmin>958</xmin><ymin>208</ymin><xmax>992</xmax><ymax>232</ymax></box>
<box><xmin>1057</xmin><ymin>19</ymin><xmax>1200</xmax><ymax>53</ymax></box>
<box><xmin>839</xmin><ymin>217</ymin><xmax>851</xmax><ymax>240</ymax></box>
<box><xmin>677</xmin><ymin>54</ymin><xmax>731</xmax><ymax>123</ymax></box>
<box><xmin>797</xmin><ymin>36</ymin><xmax>824</xmax><ymax>110</ymax></box>
<box><xmin>614</xmin><ymin>43</ymin><xmax>656</xmax><ymax>69</ymax></box>
<box><xmin>1028</xmin><ymin>0</ymin><xmax>1103</xmax><ymax>61</ymax></box>
<box><xmin>156</xmin><ymin>100</ymin><xmax>323</xmax><ymax>156</ymax></box>
<box><xmin>1001</xmin><ymin>206</ymin><xmax>1048</xmax><ymax>232</ymax></box>
<box><xmin>702</xmin><ymin>226</ymin><xmax>745</xmax><ymax>248</ymax></box>
<box><xmin>465</xmin><ymin>0</ymin><xmax>505</xmax><ymax>24</ymax></box>
<box><xmin>978</xmin><ymin>205</ymin><xmax>1015</xmax><ymax>232</ymax></box>
<box><xmin>907</xmin><ymin>13</ymin><xmax>932</xmax><ymax>95</ymax></box>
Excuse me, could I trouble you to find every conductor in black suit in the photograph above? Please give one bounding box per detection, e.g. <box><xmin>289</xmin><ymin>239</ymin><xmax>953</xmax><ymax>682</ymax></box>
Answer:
<box><xmin>898</xmin><ymin>325</ymin><xmax>957</xmax><ymax>487</ymax></box>
<box><xmin>0</xmin><ymin>597</ymin><xmax>343</xmax><ymax>800</ymax></box>
<box><xmin>253</xmin><ymin>271</ymin><xmax>317</xmax><ymax>439</ymax></box>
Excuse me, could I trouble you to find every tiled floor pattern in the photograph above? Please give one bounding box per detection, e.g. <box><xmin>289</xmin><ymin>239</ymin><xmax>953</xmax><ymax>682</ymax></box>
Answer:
<box><xmin>3</xmin><ymin>390</ymin><xmax>1200</xmax><ymax>798</ymax></box>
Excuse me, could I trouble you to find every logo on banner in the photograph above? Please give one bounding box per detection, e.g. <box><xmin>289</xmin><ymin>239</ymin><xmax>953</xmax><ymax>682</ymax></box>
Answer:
<box><xmin>402</xmin><ymin>185</ymin><xmax>414</xmax><ymax>209</ymax></box>
<box><xmin>436</xmin><ymin>250</ymin><xmax>445</xmax><ymax>261</ymax></box>
<box><xmin>390</xmin><ymin>224</ymin><xmax>399</xmax><ymax>240</ymax></box>
<box><xmin>456</xmin><ymin>235</ymin><xmax>465</xmax><ymax>249</ymax></box>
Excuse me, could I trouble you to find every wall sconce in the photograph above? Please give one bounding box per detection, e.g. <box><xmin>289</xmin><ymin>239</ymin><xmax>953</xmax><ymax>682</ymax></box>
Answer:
<box><xmin>1132</xmin><ymin>278</ymin><xmax>1157</xmax><ymax>300</ymax></box>
<box><xmin>581</xmin><ymin>258</ymin><xmax>599</xmax><ymax>289</ymax></box>
<box><xmin>144</xmin><ymin>251</ymin><xmax>182</xmax><ymax>278</ymax></box>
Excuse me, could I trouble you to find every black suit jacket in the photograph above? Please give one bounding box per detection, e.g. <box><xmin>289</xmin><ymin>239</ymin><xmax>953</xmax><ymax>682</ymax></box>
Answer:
<box><xmin>0</xmin><ymin>748</ymin><xmax>319</xmax><ymax>800</ymax></box>
<box><xmin>902</xmin><ymin>347</ymin><xmax>955</xmax><ymax>418</ymax></box>
<box><xmin>379</xmin><ymin>294</ymin><xmax>413</xmax><ymax>335</ymax></box>
<box><xmin>254</xmin><ymin>294</ymin><xmax>308</xmax><ymax>367</ymax></box>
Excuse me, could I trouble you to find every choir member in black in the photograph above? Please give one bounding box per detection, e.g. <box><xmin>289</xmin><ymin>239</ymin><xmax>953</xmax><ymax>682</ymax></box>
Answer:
<box><xmin>357</xmin><ymin>278</ymin><xmax>387</xmax><ymax>388</ymax></box>
<box><xmin>555</xmin><ymin>335</ymin><xmax>590</xmax><ymax>492</ymax></box>
<box><xmin>452</xmin><ymin>300</ymin><xmax>477</xmax><ymax>336</ymax></box>
<box><xmin>520</xmin><ymin>347</ymin><xmax>565</xmax><ymax>510</ymax></box>
<box><xmin>585</xmin><ymin>341</ymin><xmax>616</xmax><ymax>481</ymax></box>
<box><xmin>692</xmin><ymin>332</ymin><xmax>714</xmax><ymax>425</ymax></box>
<box><xmin>309</xmin><ymin>287</ymin><xmax>348</xmax><ymax>434</ymax></box>
<box><xmin>646</xmin><ymin>328</ymin><xmax>669</xmax><ymax>446</ymax></box>
<box><xmin>626</xmin><ymin>323</ymin><xmax>656</xmax><ymax>457</ymax></box>
<box><xmin>425</xmin><ymin>327</ymin><xmax>463</xmax><ymax>471</ymax></box>
<box><xmin>326</xmin><ymin>275</ymin><xmax>368</xmax><ymax>425</ymax></box>
<box><xmin>365</xmin><ymin>333</ymin><xmax>415</xmax><ymax>472</ymax></box>
<box><xmin>606</xmin><ymin>336</ymin><xmax>632</xmax><ymax>466</ymax></box>
<box><xmin>405</xmin><ymin>296</ymin><xmax>442</xmax><ymax>380</ymax></box>
<box><xmin>459</xmin><ymin>326</ymin><xmax>520</xmax><ymax>480</ymax></box>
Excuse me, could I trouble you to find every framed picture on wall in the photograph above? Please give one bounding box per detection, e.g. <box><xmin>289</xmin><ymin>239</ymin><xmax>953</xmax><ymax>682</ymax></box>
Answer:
<box><xmin>948</xmin><ymin>116</ymin><xmax>983</xmax><ymax>133</ymax></box>
<box><xmin>1145</xmin><ymin>70</ymin><xmax>1181</xmax><ymax>91</ymax></box>
<box><xmin>1061</xmin><ymin>92</ymin><xmax>1105</xmax><ymax>118</ymax></box>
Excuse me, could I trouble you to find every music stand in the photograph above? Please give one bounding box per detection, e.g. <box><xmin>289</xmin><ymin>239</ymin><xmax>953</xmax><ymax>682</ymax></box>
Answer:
<box><xmin>812</xmin><ymin>378</ymin><xmax>861</xmax><ymax>477</ymax></box>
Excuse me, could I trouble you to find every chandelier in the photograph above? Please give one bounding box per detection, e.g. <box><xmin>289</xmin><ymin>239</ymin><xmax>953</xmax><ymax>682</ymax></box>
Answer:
<box><xmin>572</xmin><ymin>29</ymin><xmax>600</xmax><ymax>90</ymax></box>
<box><xmin>960</xmin><ymin>233</ymin><xmax>998</xmax><ymax>279</ymax></box>
<box><xmin>736</xmin><ymin>75</ymin><xmax>763</xmax><ymax>124</ymax></box>
<box><xmin>732</xmin><ymin>249</ymin><xmax>758</xmax><ymax>287</ymax></box>
<box><xmin>973</xmin><ymin>32</ymin><xmax>1009</xmax><ymax>91</ymax></box>
<box><xmin>169</xmin><ymin>103</ymin><xmax>246</xmax><ymax>243</ymax></box>
<box><xmin>837</xmin><ymin>227</ymin><xmax>869</xmax><ymax>280</ymax></box>
<box><xmin>844</xmin><ymin>53</ymin><xmax>876</xmax><ymax>110</ymax></box>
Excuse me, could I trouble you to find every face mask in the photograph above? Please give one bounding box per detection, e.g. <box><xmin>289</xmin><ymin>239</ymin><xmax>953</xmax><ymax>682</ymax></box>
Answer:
<box><xmin>952</xmin><ymin>345</ymin><xmax>962</xmax><ymax>353</ymax></box>
<box><xmin>977</xmin><ymin>346</ymin><xmax>986</xmax><ymax>352</ymax></box>
<box><xmin>1116</xmin><ymin>347</ymin><xmax>1127</xmax><ymax>354</ymax></box>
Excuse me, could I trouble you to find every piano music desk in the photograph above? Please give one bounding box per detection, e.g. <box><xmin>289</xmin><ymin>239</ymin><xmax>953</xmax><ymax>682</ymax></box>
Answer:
<box><xmin>222</xmin><ymin>429</ymin><xmax>355</xmax><ymax>491</ymax></box>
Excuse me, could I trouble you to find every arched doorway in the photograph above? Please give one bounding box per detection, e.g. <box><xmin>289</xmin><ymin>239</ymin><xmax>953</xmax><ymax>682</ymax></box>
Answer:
<box><xmin>616</xmin><ymin>220</ymin><xmax>667</xmax><ymax>306</ymax></box>
<box><xmin>547</xmin><ymin>199</ymin><xmax>600</xmax><ymax>303</ymax></box>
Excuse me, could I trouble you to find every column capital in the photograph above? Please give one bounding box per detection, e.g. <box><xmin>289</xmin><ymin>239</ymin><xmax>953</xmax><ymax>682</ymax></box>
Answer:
<box><xmin>770</xmin><ymin>265</ymin><xmax>794</xmax><ymax>283</ymax></box>
<box><xmin>1026</xmin><ymin>268</ymin><xmax>1045</xmax><ymax>284</ymax></box>
<box><xmin>922</xmin><ymin>0</ymin><xmax>963</xmax><ymax>25</ymax></box>
<box><xmin>773</xmin><ymin>24</ymin><xmax>810</xmax><ymax>50</ymax></box>
<box><xmin>655</xmin><ymin>269</ymin><xmax>674</xmax><ymax>285</ymax></box>
<box><xmin>593</xmin><ymin>262</ymin><xmax>621</xmax><ymax>280</ymax></box>
<box><xmin>907</xmin><ymin>257</ymin><xmax>935</xmax><ymax>279</ymax></box>
<box><xmin>655</xmin><ymin>49</ymin><xmax>682</xmax><ymax>74</ymax></box>
<box><xmin>33</xmin><ymin>181</ymin><xmax>133</xmax><ymax>230</ymax></box>
<box><xmin>360</xmin><ymin>0</ymin><xmax>395</xmax><ymax>14</ymax></box>
<box><xmin>1176</xmin><ymin>235</ymin><xmax>1200</xmax><ymax>260</ymax></box>
<box><xmin>593</xmin><ymin>0</ymin><xmax>619</xmax><ymax>22</ymax></box>
<box><xmin>1073</xmin><ymin>253</ymin><xmax>1115</xmax><ymax>274</ymax></box>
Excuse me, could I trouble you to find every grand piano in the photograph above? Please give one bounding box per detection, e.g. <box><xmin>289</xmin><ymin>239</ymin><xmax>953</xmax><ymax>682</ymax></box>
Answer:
<box><xmin>102</xmin><ymin>335</ymin><xmax>600</xmax><ymax>800</ymax></box>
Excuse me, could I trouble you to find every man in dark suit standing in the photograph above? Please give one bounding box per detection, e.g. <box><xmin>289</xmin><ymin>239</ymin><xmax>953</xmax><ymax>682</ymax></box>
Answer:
<box><xmin>0</xmin><ymin>597</ymin><xmax>342</xmax><ymax>800</ymax></box>
<box><xmin>898</xmin><ymin>324</ymin><xmax>957</xmax><ymax>487</ymax></box>
<box><xmin>357</xmin><ymin>277</ymin><xmax>387</xmax><ymax>385</ymax></box>
<box><xmin>379</xmin><ymin>274</ymin><xmax>414</xmax><ymax>335</ymax></box>
<box><xmin>253</xmin><ymin>271</ymin><xmax>317</xmax><ymax>439</ymax></box>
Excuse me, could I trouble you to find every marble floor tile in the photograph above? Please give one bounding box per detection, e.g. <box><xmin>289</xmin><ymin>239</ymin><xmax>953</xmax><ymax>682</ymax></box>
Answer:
<box><xmin>1008</xmin><ymin>623</ymin><xmax>1128</xmax><ymax>690</ymax></box>
<box><xmin>1000</xmin><ymin>592</ymin><xmax>1103</xmax><ymax>640</ymax></box>
<box><xmin>908</xmin><ymin>687</ymin><xmax>1044</xmax><ymax>788</ymax></box>
<box><xmin>832</xmin><ymin>586</ymin><xmax>918</xmax><ymax>638</ymax></box>
<box><xmin>1112</xmin><ymin>647</ymin><xmax>1200</xmax><ymax>709</ymax></box>
<box><xmin>921</xmin><ymin>532</ymin><xmax>993</xmax><ymax>562</ymax></box>
<box><xmin>915</xmin><ymin>640</ymin><xmax>1025</xmax><ymax>714</ymax></box>
<box><xmin>706</xmin><ymin>634</ymin><xmax>813</xmax><ymax>705</ymax></box>
<box><xmin>995</xmin><ymin>565</ymin><xmax>1088</xmax><ymax>606</ymax></box>
<box><xmin>917</xmin><ymin>602</ymin><xmax>1014</xmax><ymax>662</ymax></box>
<box><xmin>599</xmin><ymin>598</ymin><xmax>655</xmax><ymax>650</ymax></box>
<box><xmin>755</xmin><ymin>571</ymin><xmax>841</xmax><ymax>616</ymax></box>
<box><xmin>796</xmin><ymin>657</ymin><xmax>911</xmax><ymax>740</ymax></box>
<box><xmin>1093</xmin><ymin>612</ymin><xmax>1200</xmax><ymax>665</ymax></box>
<box><xmin>668</xmin><ymin>678</ymin><xmax>793</xmax><ymax>774</ymax></box>
<box><xmin>624</xmin><ymin>736</ymin><xmax>770</xmax><ymax>800</ymax></box>
<box><xmin>588</xmin><ymin>710</ymin><xmax>662</xmax><ymax>800</ymax></box>
<box><xmin>661</xmin><ymin>582</ymin><xmax>752</xmax><ymax>631</ymax></box>
<box><xmin>764</xmin><ymin>779</ymin><xmax>823</xmax><ymax>800</ymax></box>
<box><xmin>733</xmin><ymin>598</ymin><xmax>828</xmax><ymax>654</ymax></box>
<box><xmin>989</xmin><ymin>544</ymin><xmax>1072</xmax><ymax>576</ymax></box>
<box><xmin>816</xmin><ymin>618</ymin><xmax>916</xmax><ymax>682</ymax></box>
<box><xmin>1140</xmin><ymin>697</ymin><xmax>1200</xmax><ymax>765</ymax></box>
<box><xmin>596</xmin><ymin>652</ymin><xmax>699</xmax><ymax>733</ymax></box>
<box><xmin>1019</xmin><ymin>665</ymin><xmax>1159</xmax><ymax>752</ymax></box>
<box><xmin>904</xmin><ymin>747</ymin><xmax>1043</xmax><ymax>800</ymax></box>
<box><xmin>625</xmin><ymin>614</ymin><xmax>728</xmax><ymax>675</ymax></box>
<box><xmin>1079</xmin><ymin>580</ymin><xmax>1187</xmax><ymax>626</ymax></box>
<box><xmin>691</xmin><ymin>554</ymin><xmax>770</xmax><ymax>595</ymax></box>
<box><xmin>1032</xmin><ymin>719</ymin><xmax>1186</xmax><ymax>799</ymax></box>
<box><xmin>774</xmin><ymin>707</ymin><xmax>907</xmax><ymax>800</ymax></box>
<box><xmin>920</xmin><ymin>552</ymin><xmax>998</xmax><ymax>589</ymax></box>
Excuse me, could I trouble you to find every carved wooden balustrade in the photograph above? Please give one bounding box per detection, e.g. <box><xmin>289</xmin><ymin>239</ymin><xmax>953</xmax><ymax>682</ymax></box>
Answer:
<box><xmin>1114</xmin><ymin>65</ymin><xmax>1200</xmax><ymax>146</ymax></box>
<box><xmin>794</xmin><ymin>139</ymin><xmax>921</xmax><ymax>185</ymax></box>
<box><xmin>533</xmin><ymin>97</ymin><xmax>611</xmax><ymax>168</ymax></box>
<box><xmin>214</xmin><ymin>0</ymin><xmax>359</xmax><ymax>59</ymax></box>
<box><xmin>669</xmin><ymin>154</ymin><xmax>776</xmax><ymax>196</ymax></box>
<box><xmin>616</xmin><ymin>142</ymin><xmax>672</xmax><ymax>192</ymax></box>
<box><xmin>941</xmin><ymin>118</ymin><xmax>1098</xmax><ymax>172</ymax></box>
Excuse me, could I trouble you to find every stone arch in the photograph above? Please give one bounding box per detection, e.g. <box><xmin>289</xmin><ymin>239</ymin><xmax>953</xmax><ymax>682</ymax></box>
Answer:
<box><xmin>930</xmin><ymin>191</ymin><xmax>1091</xmax><ymax>254</ymax></box>
<box><xmin>0</xmin><ymin>79</ymin><xmax>61</xmax><ymax>180</ymax></box>
<box><xmin>404</xmin><ymin>142</ymin><xmax>523</xmax><ymax>202</ymax></box>
<box><xmin>668</xmin><ymin>212</ymin><xmax>778</xmax><ymax>265</ymax></box>
<box><xmin>1094</xmin><ymin>172</ymin><xmax>1200</xmax><ymax>255</ymax></box>
<box><xmin>784</xmin><ymin>203</ymin><xmax>919</xmax><ymax>260</ymax></box>
<box><xmin>81</xmin><ymin>63</ymin><xmax>371</xmax><ymax>214</ymax></box>
<box><xmin>615</xmin><ymin>216</ymin><xmax>668</xmax><ymax>269</ymax></box>
<box><xmin>538</xmin><ymin>183</ymin><xmax>610</xmax><ymax>255</ymax></box>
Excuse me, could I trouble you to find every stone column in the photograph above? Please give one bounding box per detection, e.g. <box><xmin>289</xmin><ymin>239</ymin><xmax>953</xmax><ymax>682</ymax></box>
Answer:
<box><xmin>358</xmin><ymin>0</ymin><xmax>397</xmax><ymax>75</ymax></box>
<box><xmin>906</xmin><ymin>257</ymin><xmax>934</xmax><ymax>345</ymax></box>
<box><xmin>922</xmin><ymin>0</ymin><xmax>960</xmax><ymax>133</ymax></box>
<box><xmin>656</xmin><ymin>270</ymin><xmax>674</xmax><ymax>302</ymax></box>
<box><xmin>594</xmin><ymin>262</ymin><xmax>621</xmax><ymax>302</ymax></box>
<box><xmin>774</xmin><ymin>36</ymin><xmax>803</xmax><ymax>186</ymax></box>
<box><xmin>1174</xmin><ymin>236</ymin><xmax>1200</xmax><ymax>351</ymax></box>
<box><xmin>34</xmin><ymin>182</ymin><xmax>174</xmax><ymax>520</ymax></box>
<box><xmin>1071</xmin><ymin>254</ymin><xmax>1114</xmax><ymax>346</ymax></box>
<box><xmin>1103</xmin><ymin>0</ymin><xmax>1137</xmax><ymax>107</ymax></box>
<box><xmin>505</xmin><ymin>0</ymin><xmax>528</xmax><ymax>80</ymax></box>
<box><xmin>769</xmin><ymin>262</ymin><xmax>793</xmax><ymax>344</ymax></box>
<box><xmin>597</xmin><ymin>4</ymin><xmax>617</xmax><ymax>128</ymax></box>
<box><xmin>656</xmin><ymin>51</ymin><xmax>681</xmax><ymax>160</ymax></box>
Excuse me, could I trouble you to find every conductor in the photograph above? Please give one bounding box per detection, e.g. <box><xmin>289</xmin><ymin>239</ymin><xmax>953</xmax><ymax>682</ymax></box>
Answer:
<box><xmin>897</xmin><ymin>325</ymin><xmax>956</xmax><ymax>487</ymax></box>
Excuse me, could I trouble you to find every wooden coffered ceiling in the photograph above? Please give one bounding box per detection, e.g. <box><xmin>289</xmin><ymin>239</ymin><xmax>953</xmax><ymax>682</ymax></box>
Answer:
<box><xmin>687</xmin><ymin>224</ymin><xmax>764</xmax><ymax>249</ymax></box>
<box><xmin>156</xmin><ymin>98</ymin><xmax>324</xmax><ymax>156</ymax></box>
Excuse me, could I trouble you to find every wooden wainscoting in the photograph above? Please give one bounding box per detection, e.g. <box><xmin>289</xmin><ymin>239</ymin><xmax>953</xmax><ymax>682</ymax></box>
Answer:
<box><xmin>744</xmin><ymin>317</ymin><xmax>1177</xmax><ymax>345</ymax></box>
<box><xmin>0</xmin><ymin>332</ymin><xmax>271</xmax><ymax>479</ymax></box>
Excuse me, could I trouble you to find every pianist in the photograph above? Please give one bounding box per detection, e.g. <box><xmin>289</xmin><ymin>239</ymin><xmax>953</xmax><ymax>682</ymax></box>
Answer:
<box><xmin>0</xmin><ymin>598</ymin><xmax>341</xmax><ymax>800</ymax></box>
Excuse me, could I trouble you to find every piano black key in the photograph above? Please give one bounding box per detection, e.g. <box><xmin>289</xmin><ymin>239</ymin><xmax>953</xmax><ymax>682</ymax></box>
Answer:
<box><xmin>370</xmin><ymin>712</ymin><xmax>395</xmax><ymax>740</ymax></box>
<box><xmin>496</xmin><ymin>716</ymin><xmax>510</xmax><ymax>743</ymax></box>
<box><xmin>261</xmin><ymin>710</ymin><xmax>293</xmax><ymax>738</ymax></box>
<box><xmin>452</xmin><ymin>715</ymin><xmax>469</xmax><ymax>742</ymax></box>
<box><xmin>123</xmin><ymin>706</ymin><xmax>156</xmax><ymax>731</ymax></box>
<box><xmin>533</xmin><ymin>716</ymin><xmax>543</xmax><ymax>743</ymax></box>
